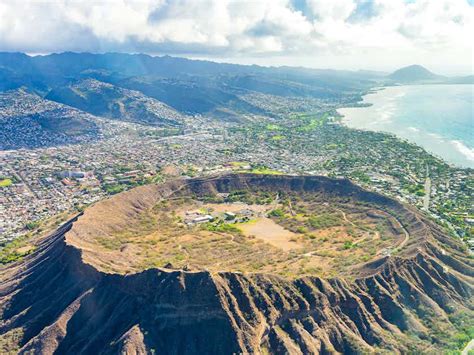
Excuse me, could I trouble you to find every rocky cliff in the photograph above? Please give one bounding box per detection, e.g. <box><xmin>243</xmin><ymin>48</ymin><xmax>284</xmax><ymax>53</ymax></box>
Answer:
<box><xmin>1</xmin><ymin>174</ymin><xmax>473</xmax><ymax>354</ymax></box>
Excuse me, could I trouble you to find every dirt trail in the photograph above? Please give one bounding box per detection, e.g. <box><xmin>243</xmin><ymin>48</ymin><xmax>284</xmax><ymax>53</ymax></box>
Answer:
<box><xmin>336</xmin><ymin>208</ymin><xmax>356</xmax><ymax>227</ymax></box>
<box><xmin>336</xmin><ymin>208</ymin><xmax>410</xmax><ymax>254</ymax></box>
<box><xmin>461</xmin><ymin>339</ymin><xmax>474</xmax><ymax>355</ymax></box>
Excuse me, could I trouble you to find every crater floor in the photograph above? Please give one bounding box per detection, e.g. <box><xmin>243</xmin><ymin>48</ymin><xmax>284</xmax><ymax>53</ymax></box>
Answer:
<box><xmin>67</xmin><ymin>174</ymin><xmax>412</xmax><ymax>278</ymax></box>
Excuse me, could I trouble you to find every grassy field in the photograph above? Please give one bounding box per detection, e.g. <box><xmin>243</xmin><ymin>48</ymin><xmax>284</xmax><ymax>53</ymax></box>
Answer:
<box><xmin>0</xmin><ymin>236</ymin><xmax>36</xmax><ymax>264</ymax></box>
<box><xmin>0</xmin><ymin>178</ymin><xmax>12</xmax><ymax>187</ymax></box>
<box><xmin>290</xmin><ymin>112</ymin><xmax>331</xmax><ymax>132</ymax></box>
<box><xmin>245</xmin><ymin>167</ymin><xmax>283</xmax><ymax>175</ymax></box>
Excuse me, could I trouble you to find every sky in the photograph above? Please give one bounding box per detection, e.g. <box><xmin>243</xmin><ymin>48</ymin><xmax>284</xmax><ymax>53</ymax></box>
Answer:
<box><xmin>0</xmin><ymin>0</ymin><xmax>473</xmax><ymax>75</ymax></box>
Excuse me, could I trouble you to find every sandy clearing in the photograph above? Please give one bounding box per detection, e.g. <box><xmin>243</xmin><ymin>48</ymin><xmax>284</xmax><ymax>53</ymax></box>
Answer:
<box><xmin>239</xmin><ymin>217</ymin><xmax>302</xmax><ymax>251</ymax></box>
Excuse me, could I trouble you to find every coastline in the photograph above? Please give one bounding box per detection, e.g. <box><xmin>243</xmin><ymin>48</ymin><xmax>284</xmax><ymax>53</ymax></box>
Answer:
<box><xmin>337</xmin><ymin>84</ymin><xmax>474</xmax><ymax>169</ymax></box>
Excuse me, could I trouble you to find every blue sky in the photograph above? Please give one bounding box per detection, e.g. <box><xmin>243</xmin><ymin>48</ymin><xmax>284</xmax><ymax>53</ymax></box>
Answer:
<box><xmin>0</xmin><ymin>0</ymin><xmax>472</xmax><ymax>74</ymax></box>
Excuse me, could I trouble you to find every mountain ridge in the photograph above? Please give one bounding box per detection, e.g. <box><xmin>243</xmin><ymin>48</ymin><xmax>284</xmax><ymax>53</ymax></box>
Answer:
<box><xmin>0</xmin><ymin>51</ymin><xmax>374</xmax><ymax>120</ymax></box>
<box><xmin>45</xmin><ymin>78</ymin><xmax>187</xmax><ymax>127</ymax></box>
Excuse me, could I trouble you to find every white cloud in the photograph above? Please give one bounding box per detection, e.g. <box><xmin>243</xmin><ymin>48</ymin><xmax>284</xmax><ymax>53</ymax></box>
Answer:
<box><xmin>307</xmin><ymin>0</ymin><xmax>357</xmax><ymax>21</ymax></box>
<box><xmin>0</xmin><ymin>0</ymin><xmax>472</xmax><ymax>73</ymax></box>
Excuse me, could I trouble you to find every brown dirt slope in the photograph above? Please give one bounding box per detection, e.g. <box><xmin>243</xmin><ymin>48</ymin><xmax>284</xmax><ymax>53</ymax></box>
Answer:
<box><xmin>0</xmin><ymin>174</ymin><xmax>473</xmax><ymax>354</ymax></box>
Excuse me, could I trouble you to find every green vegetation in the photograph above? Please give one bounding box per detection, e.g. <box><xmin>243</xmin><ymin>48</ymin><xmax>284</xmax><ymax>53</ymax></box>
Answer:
<box><xmin>0</xmin><ymin>178</ymin><xmax>13</xmax><ymax>187</ymax></box>
<box><xmin>247</xmin><ymin>165</ymin><xmax>282</xmax><ymax>175</ymax></box>
<box><xmin>343</xmin><ymin>241</ymin><xmax>354</xmax><ymax>249</ymax></box>
<box><xmin>268</xmin><ymin>208</ymin><xmax>285</xmax><ymax>218</ymax></box>
<box><xmin>296</xmin><ymin>226</ymin><xmax>308</xmax><ymax>234</ymax></box>
<box><xmin>202</xmin><ymin>221</ymin><xmax>242</xmax><ymax>235</ymax></box>
<box><xmin>25</xmin><ymin>221</ymin><xmax>40</xmax><ymax>230</ymax></box>
<box><xmin>225</xmin><ymin>190</ymin><xmax>252</xmax><ymax>203</ymax></box>
<box><xmin>351</xmin><ymin>170</ymin><xmax>370</xmax><ymax>183</ymax></box>
<box><xmin>104</xmin><ymin>184</ymin><xmax>127</xmax><ymax>194</ymax></box>
<box><xmin>97</xmin><ymin>212</ymin><xmax>159</xmax><ymax>251</ymax></box>
<box><xmin>292</xmin><ymin>112</ymin><xmax>330</xmax><ymax>132</ymax></box>
<box><xmin>223</xmin><ymin>190</ymin><xmax>275</xmax><ymax>205</ymax></box>
<box><xmin>0</xmin><ymin>236</ymin><xmax>36</xmax><ymax>264</ymax></box>
<box><xmin>406</xmin><ymin>184</ymin><xmax>425</xmax><ymax>196</ymax></box>
<box><xmin>445</xmin><ymin>312</ymin><xmax>474</xmax><ymax>352</ymax></box>
<box><xmin>254</xmin><ymin>191</ymin><xmax>275</xmax><ymax>205</ymax></box>
<box><xmin>147</xmin><ymin>174</ymin><xmax>164</xmax><ymax>184</ymax></box>
<box><xmin>96</xmin><ymin>237</ymin><xmax>123</xmax><ymax>250</ymax></box>
<box><xmin>307</xmin><ymin>213</ymin><xmax>342</xmax><ymax>229</ymax></box>
<box><xmin>229</xmin><ymin>161</ymin><xmax>249</xmax><ymax>167</ymax></box>
<box><xmin>265</xmin><ymin>124</ymin><xmax>281</xmax><ymax>131</ymax></box>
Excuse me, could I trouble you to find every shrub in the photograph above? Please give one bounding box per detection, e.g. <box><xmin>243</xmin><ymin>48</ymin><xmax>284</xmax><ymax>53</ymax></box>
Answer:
<box><xmin>296</xmin><ymin>226</ymin><xmax>308</xmax><ymax>234</ymax></box>
<box><xmin>203</xmin><ymin>221</ymin><xmax>242</xmax><ymax>235</ymax></box>
<box><xmin>307</xmin><ymin>214</ymin><xmax>341</xmax><ymax>229</ymax></box>
<box><xmin>25</xmin><ymin>221</ymin><xmax>40</xmax><ymax>230</ymax></box>
<box><xmin>343</xmin><ymin>241</ymin><xmax>354</xmax><ymax>250</ymax></box>
<box><xmin>268</xmin><ymin>209</ymin><xmax>285</xmax><ymax>218</ymax></box>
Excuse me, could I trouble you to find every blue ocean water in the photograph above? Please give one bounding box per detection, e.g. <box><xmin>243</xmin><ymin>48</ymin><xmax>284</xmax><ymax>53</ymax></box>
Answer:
<box><xmin>338</xmin><ymin>84</ymin><xmax>474</xmax><ymax>168</ymax></box>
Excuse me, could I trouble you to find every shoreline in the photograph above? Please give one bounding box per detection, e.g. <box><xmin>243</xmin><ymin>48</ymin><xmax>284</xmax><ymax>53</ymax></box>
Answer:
<box><xmin>337</xmin><ymin>84</ymin><xmax>474</xmax><ymax>169</ymax></box>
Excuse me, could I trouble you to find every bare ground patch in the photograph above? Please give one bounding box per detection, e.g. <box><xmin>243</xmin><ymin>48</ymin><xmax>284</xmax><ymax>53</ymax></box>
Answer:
<box><xmin>238</xmin><ymin>217</ymin><xmax>302</xmax><ymax>251</ymax></box>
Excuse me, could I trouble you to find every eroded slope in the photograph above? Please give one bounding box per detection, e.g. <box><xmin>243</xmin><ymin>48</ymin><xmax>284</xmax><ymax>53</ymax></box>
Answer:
<box><xmin>1</xmin><ymin>174</ymin><xmax>473</xmax><ymax>354</ymax></box>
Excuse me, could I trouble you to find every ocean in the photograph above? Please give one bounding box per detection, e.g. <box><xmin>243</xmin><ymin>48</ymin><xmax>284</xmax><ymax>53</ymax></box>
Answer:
<box><xmin>338</xmin><ymin>84</ymin><xmax>474</xmax><ymax>168</ymax></box>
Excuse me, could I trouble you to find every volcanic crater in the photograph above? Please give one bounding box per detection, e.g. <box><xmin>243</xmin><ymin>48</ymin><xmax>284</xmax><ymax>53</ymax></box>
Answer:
<box><xmin>1</xmin><ymin>174</ymin><xmax>473</xmax><ymax>354</ymax></box>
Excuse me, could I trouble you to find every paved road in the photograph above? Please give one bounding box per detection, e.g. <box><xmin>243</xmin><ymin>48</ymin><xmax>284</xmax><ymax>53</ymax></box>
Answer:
<box><xmin>423</xmin><ymin>176</ymin><xmax>431</xmax><ymax>210</ymax></box>
<box><xmin>392</xmin><ymin>216</ymin><xmax>410</xmax><ymax>253</ymax></box>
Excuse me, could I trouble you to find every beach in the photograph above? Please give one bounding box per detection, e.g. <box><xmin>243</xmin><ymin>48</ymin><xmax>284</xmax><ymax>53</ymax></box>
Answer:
<box><xmin>338</xmin><ymin>84</ymin><xmax>474</xmax><ymax>168</ymax></box>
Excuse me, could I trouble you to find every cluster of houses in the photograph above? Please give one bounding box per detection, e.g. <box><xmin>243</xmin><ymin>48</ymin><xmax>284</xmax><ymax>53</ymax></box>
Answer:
<box><xmin>183</xmin><ymin>208</ymin><xmax>260</xmax><ymax>226</ymax></box>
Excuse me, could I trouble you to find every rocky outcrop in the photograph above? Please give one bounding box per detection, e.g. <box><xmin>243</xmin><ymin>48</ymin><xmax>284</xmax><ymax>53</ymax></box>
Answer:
<box><xmin>1</xmin><ymin>174</ymin><xmax>473</xmax><ymax>354</ymax></box>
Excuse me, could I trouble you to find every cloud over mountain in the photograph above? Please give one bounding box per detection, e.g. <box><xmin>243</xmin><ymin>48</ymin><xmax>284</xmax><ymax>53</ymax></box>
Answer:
<box><xmin>0</xmin><ymin>0</ymin><xmax>472</xmax><ymax>72</ymax></box>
